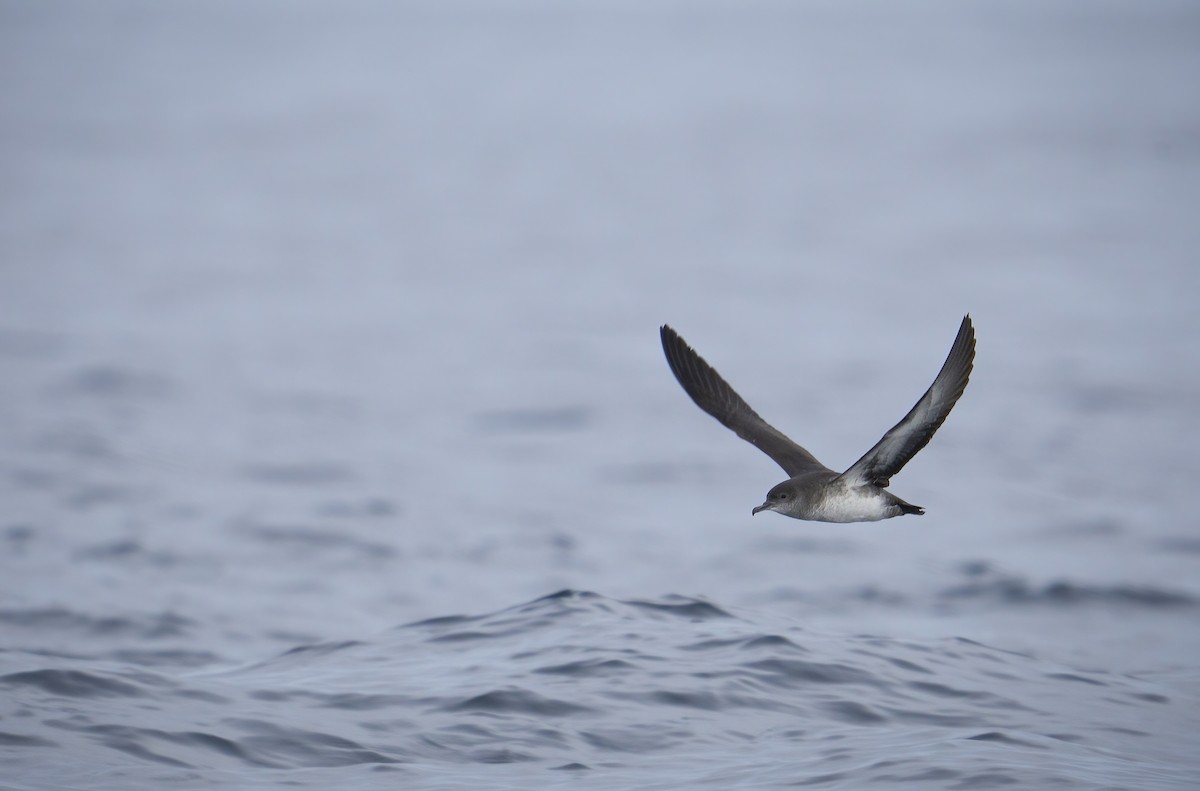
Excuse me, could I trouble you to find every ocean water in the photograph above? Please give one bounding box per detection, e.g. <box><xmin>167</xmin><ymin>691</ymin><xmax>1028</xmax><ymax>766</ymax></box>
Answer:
<box><xmin>2</xmin><ymin>590</ymin><xmax>1198</xmax><ymax>790</ymax></box>
<box><xmin>2</xmin><ymin>1</ymin><xmax>1199</xmax><ymax>789</ymax></box>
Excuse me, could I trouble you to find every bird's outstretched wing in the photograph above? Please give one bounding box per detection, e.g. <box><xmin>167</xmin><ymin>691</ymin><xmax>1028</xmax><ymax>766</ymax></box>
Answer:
<box><xmin>660</xmin><ymin>325</ymin><xmax>830</xmax><ymax>477</ymax></box>
<box><xmin>838</xmin><ymin>315</ymin><xmax>975</xmax><ymax>488</ymax></box>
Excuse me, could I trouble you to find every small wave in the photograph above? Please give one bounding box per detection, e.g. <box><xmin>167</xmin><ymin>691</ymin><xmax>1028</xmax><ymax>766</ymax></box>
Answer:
<box><xmin>443</xmin><ymin>689</ymin><xmax>596</xmax><ymax>717</ymax></box>
<box><xmin>623</xmin><ymin>595</ymin><xmax>733</xmax><ymax>621</ymax></box>
<box><xmin>238</xmin><ymin>522</ymin><xmax>396</xmax><ymax>558</ymax></box>
<box><xmin>939</xmin><ymin>563</ymin><xmax>1196</xmax><ymax>608</ymax></box>
<box><xmin>533</xmin><ymin>658</ymin><xmax>637</xmax><ymax>676</ymax></box>
<box><xmin>221</xmin><ymin>719</ymin><xmax>405</xmax><ymax>767</ymax></box>
<box><xmin>0</xmin><ymin>607</ymin><xmax>194</xmax><ymax>640</ymax></box>
<box><xmin>0</xmin><ymin>669</ymin><xmax>148</xmax><ymax>699</ymax></box>
<box><xmin>0</xmin><ymin>731</ymin><xmax>57</xmax><ymax>747</ymax></box>
<box><xmin>966</xmin><ymin>731</ymin><xmax>1048</xmax><ymax>748</ymax></box>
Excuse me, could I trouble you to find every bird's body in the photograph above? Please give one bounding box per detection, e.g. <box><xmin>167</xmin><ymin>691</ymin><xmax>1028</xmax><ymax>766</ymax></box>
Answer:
<box><xmin>762</xmin><ymin>471</ymin><xmax>917</xmax><ymax>523</ymax></box>
<box><xmin>660</xmin><ymin>317</ymin><xmax>975</xmax><ymax>523</ymax></box>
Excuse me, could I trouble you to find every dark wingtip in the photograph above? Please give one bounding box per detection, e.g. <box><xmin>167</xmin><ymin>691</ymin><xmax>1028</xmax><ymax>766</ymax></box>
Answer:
<box><xmin>659</xmin><ymin>324</ymin><xmax>682</xmax><ymax>365</ymax></box>
<box><xmin>940</xmin><ymin>314</ymin><xmax>976</xmax><ymax>399</ymax></box>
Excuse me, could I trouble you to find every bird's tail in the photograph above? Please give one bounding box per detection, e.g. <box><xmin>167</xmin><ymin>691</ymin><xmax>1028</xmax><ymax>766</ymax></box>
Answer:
<box><xmin>896</xmin><ymin>498</ymin><xmax>925</xmax><ymax>516</ymax></box>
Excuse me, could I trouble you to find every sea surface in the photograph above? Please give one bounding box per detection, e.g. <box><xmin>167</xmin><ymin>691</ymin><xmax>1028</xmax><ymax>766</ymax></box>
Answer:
<box><xmin>2</xmin><ymin>1</ymin><xmax>1199</xmax><ymax>789</ymax></box>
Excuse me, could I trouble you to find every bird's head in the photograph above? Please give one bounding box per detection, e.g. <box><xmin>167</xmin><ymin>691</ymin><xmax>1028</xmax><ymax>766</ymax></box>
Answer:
<box><xmin>752</xmin><ymin>481</ymin><xmax>799</xmax><ymax>516</ymax></box>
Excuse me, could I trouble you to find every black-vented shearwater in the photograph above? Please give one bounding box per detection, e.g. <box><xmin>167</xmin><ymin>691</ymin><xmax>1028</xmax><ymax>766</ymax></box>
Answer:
<box><xmin>660</xmin><ymin>316</ymin><xmax>975</xmax><ymax>522</ymax></box>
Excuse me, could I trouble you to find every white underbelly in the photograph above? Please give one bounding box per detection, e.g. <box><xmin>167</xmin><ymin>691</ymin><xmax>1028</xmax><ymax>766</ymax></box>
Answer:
<box><xmin>811</xmin><ymin>488</ymin><xmax>892</xmax><ymax>523</ymax></box>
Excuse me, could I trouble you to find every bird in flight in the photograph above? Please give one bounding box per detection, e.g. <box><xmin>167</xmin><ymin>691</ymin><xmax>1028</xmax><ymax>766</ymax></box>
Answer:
<box><xmin>660</xmin><ymin>316</ymin><xmax>974</xmax><ymax>522</ymax></box>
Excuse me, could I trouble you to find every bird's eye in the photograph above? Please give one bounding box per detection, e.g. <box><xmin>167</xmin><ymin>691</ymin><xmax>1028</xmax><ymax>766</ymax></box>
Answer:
<box><xmin>774</xmin><ymin>492</ymin><xmax>787</xmax><ymax>500</ymax></box>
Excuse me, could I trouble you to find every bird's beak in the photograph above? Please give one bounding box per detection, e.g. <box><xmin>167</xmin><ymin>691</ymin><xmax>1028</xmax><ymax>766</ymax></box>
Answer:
<box><xmin>752</xmin><ymin>503</ymin><xmax>769</xmax><ymax>515</ymax></box>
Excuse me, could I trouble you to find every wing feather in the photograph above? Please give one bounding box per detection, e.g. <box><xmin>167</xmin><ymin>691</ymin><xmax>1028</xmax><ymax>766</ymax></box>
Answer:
<box><xmin>660</xmin><ymin>325</ymin><xmax>829</xmax><ymax>477</ymax></box>
<box><xmin>838</xmin><ymin>315</ymin><xmax>975</xmax><ymax>487</ymax></box>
